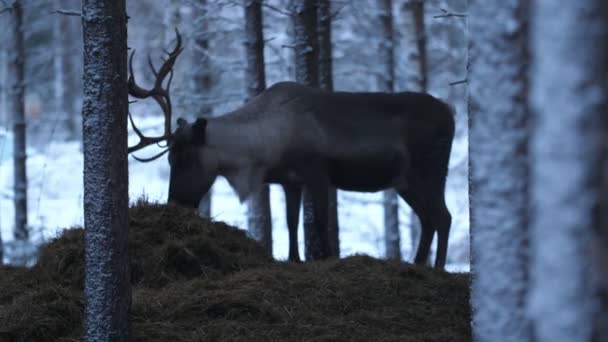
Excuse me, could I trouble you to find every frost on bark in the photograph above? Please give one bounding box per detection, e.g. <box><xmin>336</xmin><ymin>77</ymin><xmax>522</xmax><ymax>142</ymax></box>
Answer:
<box><xmin>468</xmin><ymin>1</ymin><xmax>531</xmax><ymax>341</ymax></box>
<box><xmin>244</xmin><ymin>0</ymin><xmax>272</xmax><ymax>255</ymax></box>
<box><xmin>377</xmin><ymin>0</ymin><xmax>400</xmax><ymax>260</ymax></box>
<box><xmin>81</xmin><ymin>0</ymin><xmax>131</xmax><ymax>341</ymax></box>
<box><xmin>8</xmin><ymin>0</ymin><xmax>28</xmax><ymax>241</ymax></box>
<box><xmin>292</xmin><ymin>0</ymin><xmax>323</xmax><ymax>260</ymax></box>
<box><xmin>528</xmin><ymin>1</ymin><xmax>607</xmax><ymax>341</ymax></box>
<box><xmin>317</xmin><ymin>0</ymin><xmax>339</xmax><ymax>257</ymax></box>
<box><xmin>192</xmin><ymin>0</ymin><xmax>212</xmax><ymax>217</ymax></box>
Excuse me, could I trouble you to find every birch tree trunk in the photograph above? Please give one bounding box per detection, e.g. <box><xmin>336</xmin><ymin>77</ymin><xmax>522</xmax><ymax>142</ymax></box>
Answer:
<box><xmin>8</xmin><ymin>0</ymin><xmax>28</xmax><ymax>241</ymax></box>
<box><xmin>468</xmin><ymin>1</ymin><xmax>531</xmax><ymax>341</ymax></box>
<box><xmin>528</xmin><ymin>1</ymin><xmax>608</xmax><ymax>341</ymax></box>
<box><xmin>244</xmin><ymin>0</ymin><xmax>272</xmax><ymax>255</ymax></box>
<box><xmin>377</xmin><ymin>0</ymin><xmax>400</xmax><ymax>260</ymax></box>
<box><xmin>192</xmin><ymin>0</ymin><xmax>212</xmax><ymax>217</ymax></box>
<box><xmin>317</xmin><ymin>0</ymin><xmax>339</xmax><ymax>257</ymax></box>
<box><xmin>81</xmin><ymin>0</ymin><xmax>131</xmax><ymax>340</ymax></box>
<box><xmin>292</xmin><ymin>0</ymin><xmax>323</xmax><ymax>260</ymax></box>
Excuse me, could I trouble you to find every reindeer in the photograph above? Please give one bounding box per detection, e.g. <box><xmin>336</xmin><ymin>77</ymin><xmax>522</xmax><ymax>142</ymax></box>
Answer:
<box><xmin>128</xmin><ymin>31</ymin><xmax>455</xmax><ymax>269</ymax></box>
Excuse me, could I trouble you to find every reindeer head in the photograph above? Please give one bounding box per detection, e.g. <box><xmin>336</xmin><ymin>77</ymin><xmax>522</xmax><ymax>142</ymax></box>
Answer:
<box><xmin>128</xmin><ymin>30</ymin><xmax>218</xmax><ymax>208</ymax></box>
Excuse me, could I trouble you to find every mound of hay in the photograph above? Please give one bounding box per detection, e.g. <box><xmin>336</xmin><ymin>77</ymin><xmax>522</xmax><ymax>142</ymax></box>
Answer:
<box><xmin>0</xmin><ymin>202</ymin><xmax>470</xmax><ymax>342</ymax></box>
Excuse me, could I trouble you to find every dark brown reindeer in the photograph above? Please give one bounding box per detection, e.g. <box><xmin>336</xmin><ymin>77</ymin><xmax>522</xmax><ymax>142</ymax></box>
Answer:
<box><xmin>128</xmin><ymin>31</ymin><xmax>455</xmax><ymax>269</ymax></box>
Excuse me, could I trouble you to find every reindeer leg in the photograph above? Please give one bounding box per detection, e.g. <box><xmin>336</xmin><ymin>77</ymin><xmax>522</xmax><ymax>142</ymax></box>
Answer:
<box><xmin>432</xmin><ymin>199</ymin><xmax>451</xmax><ymax>270</ymax></box>
<box><xmin>397</xmin><ymin>182</ymin><xmax>434</xmax><ymax>267</ymax></box>
<box><xmin>283</xmin><ymin>184</ymin><xmax>302</xmax><ymax>262</ymax></box>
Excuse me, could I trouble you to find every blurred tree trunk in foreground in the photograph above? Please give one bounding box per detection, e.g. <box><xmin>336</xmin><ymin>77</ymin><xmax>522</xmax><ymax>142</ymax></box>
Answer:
<box><xmin>528</xmin><ymin>1</ymin><xmax>608</xmax><ymax>341</ymax></box>
<box><xmin>468</xmin><ymin>0</ymin><xmax>531</xmax><ymax>341</ymax></box>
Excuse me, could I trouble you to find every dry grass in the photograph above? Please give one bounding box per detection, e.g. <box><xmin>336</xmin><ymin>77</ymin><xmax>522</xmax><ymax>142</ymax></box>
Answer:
<box><xmin>0</xmin><ymin>202</ymin><xmax>471</xmax><ymax>342</ymax></box>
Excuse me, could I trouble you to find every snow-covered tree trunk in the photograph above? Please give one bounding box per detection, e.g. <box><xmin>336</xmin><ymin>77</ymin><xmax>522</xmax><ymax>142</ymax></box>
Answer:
<box><xmin>292</xmin><ymin>0</ymin><xmax>323</xmax><ymax>260</ymax></box>
<box><xmin>528</xmin><ymin>1</ymin><xmax>607</xmax><ymax>341</ymax></box>
<box><xmin>8</xmin><ymin>0</ymin><xmax>28</xmax><ymax>241</ymax></box>
<box><xmin>81</xmin><ymin>0</ymin><xmax>131</xmax><ymax>340</ymax></box>
<box><xmin>468</xmin><ymin>1</ymin><xmax>531</xmax><ymax>341</ymax></box>
<box><xmin>317</xmin><ymin>0</ymin><xmax>339</xmax><ymax>257</ymax></box>
<box><xmin>192</xmin><ymin>0</ymin><xmax>212</xmax><ymax>218</ymax></box>
<box><xmin>244</xmin><ymin>0</ymin><xmax>272</xmax><ymax>255</ymax></box>
<box><xmin>377</xmin><ymin>0</ymin><xmax>400</xmax><ymax>260</ymax></box>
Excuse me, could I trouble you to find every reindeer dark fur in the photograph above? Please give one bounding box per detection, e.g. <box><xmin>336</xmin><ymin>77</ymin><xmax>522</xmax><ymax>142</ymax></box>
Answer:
<box><xmin>128</xmin><ymin>31</ymin><xmax>455</xmax><ymax>269</ymax></box>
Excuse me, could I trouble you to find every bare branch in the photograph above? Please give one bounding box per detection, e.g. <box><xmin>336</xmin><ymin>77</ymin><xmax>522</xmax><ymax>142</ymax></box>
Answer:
<box><xmin>54</xmin><ymin>9</ymin><xmax>81</xmax><ymax>16</ymax></box>
<box><xmin>434</xmin><ymin>8</ymin><xmax>467</xmax><ymax>19</ymax></box>
<box><xmin>261</xmin><ymin>1</ymin><xmax>292</xmax><ymax>17</ymax></box>
<box><xmin>449</xmin><ymin>78</ymin><xmax>468</xmax><ymax>86</ymax></box>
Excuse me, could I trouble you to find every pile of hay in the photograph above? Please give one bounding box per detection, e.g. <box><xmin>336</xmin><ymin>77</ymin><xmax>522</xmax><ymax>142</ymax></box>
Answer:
<box><xmin>0</xmin><ymin>202</ymin><xmax>471</xmax><ymax>342</ymax></box>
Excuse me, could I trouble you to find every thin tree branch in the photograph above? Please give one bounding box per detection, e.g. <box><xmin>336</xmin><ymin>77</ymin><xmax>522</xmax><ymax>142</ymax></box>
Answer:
<box><xmin>449</xmin><ymin>78</ymin><xmax>468</xmax><ymax>86</ymax></box>
<box><xmin>54</xmin><ymin>9</ymin><xmax>81</xmax><ymax>16</ymax></box>
<box><xmin>434</xmin><ymin>8</ymin><xmax>467</xmax><ymax>19</ymax></box>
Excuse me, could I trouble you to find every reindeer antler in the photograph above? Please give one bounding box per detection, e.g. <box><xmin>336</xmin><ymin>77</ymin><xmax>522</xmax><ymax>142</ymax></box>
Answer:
<box><xmin>128</xmin><ymin>28</ymin><xmax>183</xmax><ymax>161</ymax></box>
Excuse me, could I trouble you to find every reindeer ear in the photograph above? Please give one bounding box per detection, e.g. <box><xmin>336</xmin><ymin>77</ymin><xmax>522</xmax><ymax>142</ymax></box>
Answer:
<box><xmin>192</xmin><ymin>118</ymin><xmax>207</xmax><ymax>145</ymax></box>
<box><xmin>176</xmin><ymin>117</ymin><xmax>188</xmax><ymax>127</ymax></box>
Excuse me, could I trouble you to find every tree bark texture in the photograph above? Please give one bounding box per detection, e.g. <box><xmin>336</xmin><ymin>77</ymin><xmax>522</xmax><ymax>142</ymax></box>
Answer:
<box><xmin>9</xmin><ymin>0</ymin><xmax>28</xmax><ymax>241</ymax></box>
<box><xmin>292</xmin><ymin>0</ymin><xmax>323</xmax><ymax>261</ymax></box>
<box><xmin>81</xmin><ymin>0</ymin><xmax>131</xmax><ymax>340</ymax></box>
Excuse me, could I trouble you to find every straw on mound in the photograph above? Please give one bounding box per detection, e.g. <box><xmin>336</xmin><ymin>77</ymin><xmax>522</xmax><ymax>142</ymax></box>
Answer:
<box><xmin>0</xmin><ymin>202</ymin><xmax>471</xmax><ymax>342</ymax></box>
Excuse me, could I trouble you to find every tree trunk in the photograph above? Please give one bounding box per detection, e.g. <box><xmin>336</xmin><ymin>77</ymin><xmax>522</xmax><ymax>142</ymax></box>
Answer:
<box><xmin>0</xmin><ymin>18</ymin><xmax>4</xmax><ymax>263</ymax></box>
<box><xmin>292</xmin><ymin>0</ymin><xmax>323</xmax><ymax>261</ymax></box>
<box><xmin>0</xmin><ymin>45</ymin><xmax>7</xmax><ymax>125</ymax></box>
<box><xmin>8</xmin><ymin>0</ymin><xmax>28</xmax><ymax>241</ymax></box>
<box><xmin>403</xmin><ymin>0</ymin><xmax>427</xmax><ymax>261</ymax></box>
<box><xmin>377</xmin><ymin>0</ymin><xmax>400</xmax><ymax>260</ymax></box>
<box><xmin>191</xmin><ymin>0</ymin><xmax>212</xmax><ymax>218</ymax></box>
<box><xmin>528</xmin><ymin>1</ymin><xmax>608</xmax><ymax>341</ymax></box>
<box><xmin>468</xmin><ymin>1</ymin><xmax>531</xmax><ymax>341</ymax></box>
<box><xmin>317</xmin><ymin>0</ymin><xmax>339</xmax><ymax>257</ymax></box>
<box><xmin>54</xmin><ymin>0</ymin><xmax>78</xmax><ymax>140</ymax></box>
<box><xmin>81</xmin><ymin>1</ymin><xmax>131</xmax><ymax>340</ymax></box>
<box><xmin>243</xmin><ymin>0</ymin><xmax>272</xmax><ymax>255</ymax></box>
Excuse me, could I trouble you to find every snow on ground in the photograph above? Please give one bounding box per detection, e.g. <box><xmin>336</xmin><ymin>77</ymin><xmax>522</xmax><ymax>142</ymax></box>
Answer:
<box><xmin>0</xmin><ymin>116</ymin><xmax>470</xmax><ymax>272</ymax></box>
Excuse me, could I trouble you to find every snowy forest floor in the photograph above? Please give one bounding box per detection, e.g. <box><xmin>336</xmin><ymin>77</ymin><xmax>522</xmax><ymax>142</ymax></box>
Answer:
<box><xmin>0</xmin><ymin>202</ymin><xmax>470</xmax><ymax>342</ymax></box>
